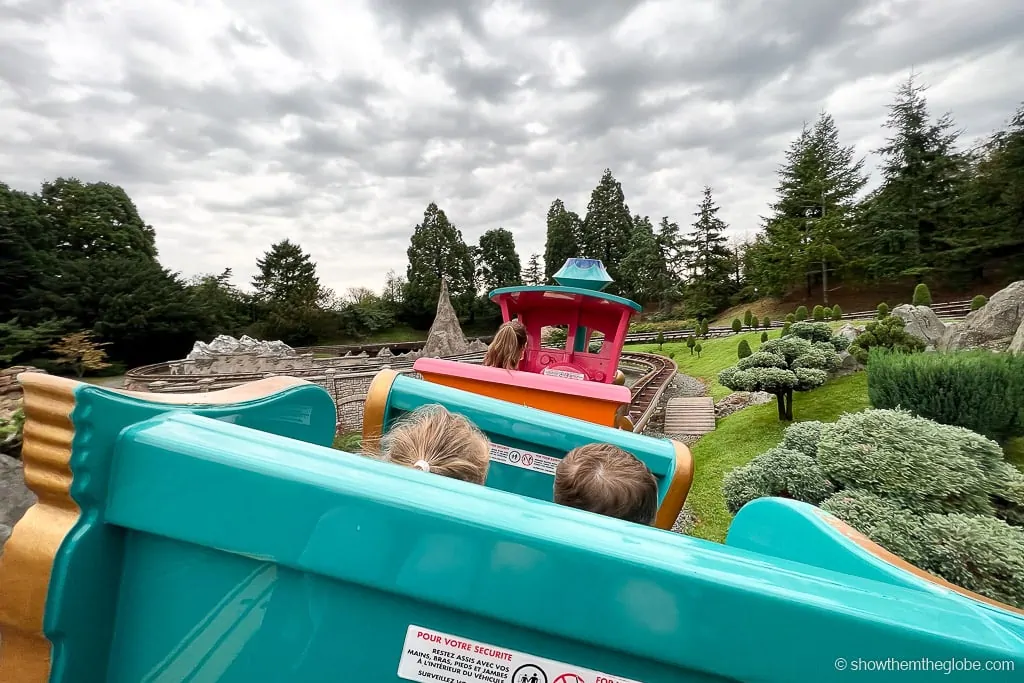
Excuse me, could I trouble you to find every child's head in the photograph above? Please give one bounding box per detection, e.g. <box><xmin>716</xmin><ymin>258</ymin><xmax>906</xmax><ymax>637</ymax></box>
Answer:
<box><xmin>484</xmin><ymin>319</ymin><xmax>527</xmax><ymax>370</ymax></box>
<box><xmin>553</xmin><ymin>443</ymin><xmax>658</xmax><ymax>525</ymax></box>
<box><xmin>380</xmin><ymin>404</ymin><xmax>490</xmax><ymax>485</ymax></box>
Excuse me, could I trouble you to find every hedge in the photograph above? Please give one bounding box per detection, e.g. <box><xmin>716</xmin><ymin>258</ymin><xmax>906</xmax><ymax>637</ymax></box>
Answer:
<box><xmin>867</xmin><ymin>350</ymin><xmax>1024</xmax><ymax>444</ymax></box>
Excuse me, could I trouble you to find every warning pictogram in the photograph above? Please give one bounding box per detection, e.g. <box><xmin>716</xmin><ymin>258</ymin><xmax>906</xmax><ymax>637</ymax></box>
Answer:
<box><xmin>508</xmin><ymin>450</ymin><xmax>522</xmax><ymax>463</ymax></box>
<box><xmin>521</xmin><ymin>453</ymin><xmax>534</xmax><ymax>467</ymax></box>
<box><xmin>553</xmin><ymin>675</ymin><xmax>586</xmax><ymax>683</ymax></box>
<box><xmin>513</xmin><ymin>664</ymin><xmax>547</xmax><ymax>683</ymax></box>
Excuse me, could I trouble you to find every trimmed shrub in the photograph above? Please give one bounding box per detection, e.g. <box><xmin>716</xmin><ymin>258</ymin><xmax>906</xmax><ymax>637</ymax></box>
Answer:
<box><xmin>812</xmin><ymin>305</ymin><xmax>825</xmax><ymax>321</ymax></box>
<box><xmin>686</xmin><ymin>335</ymin><xmax>696</xmax><ymax>354</ymax></box>
<box><xmin>816</xmin><ymin>409</ymin><xmax>1003</xmax><ymax>515</ymax></box>
<box><xmin>912</xmin><ymin>283</ymin><xmax>932</xmax><ymax>307</ymax></box>
<box><xmin>788</xmin><ymin>321</ymin><xmax>833</xmax><ymax>344</ymax></box>
<box><xmin>831</xmin><ymin>304</ymin><xmax>843</xmax><ymax>320</ymax></box>
<box><xmin>760</xmin><ymin>331</ymin><xmax>769</xmax><ymax>343</ymax></box>
<box><xmin>731</xmin><ymin>318</ymin><xmax>742</xmax><ymax>333</ymax></box>
<box><xmin>912</xmin><ymin>513</ymin><xmax>1024</xmax><ymax>607</ymax></box>
<box><xmin>780</xmin><ymin>322</ymin><xmax>791</xmax><ymax>337</ymax></box>
<box><xmin>737</xmin><ymin>339</ymin><xmax>752</xmax><ymax>359</ymax></box>
<box><xmin>656</xmin><ymin>331</ymin><xmax>665</xmax><ymax>350</ymax></box>
<box><xmin>971</xmin><ymin>294</ymin><xmax>987</xmax><ymax>311</ymax></box>
<box><xmin>830</xmin><ymin>334</ymin><xmax>851</xmax><ymax>352</ymax></box>
<box><xmin>867</xmin><ymin>350</ymin><xmax>1024</xmax><ymax>444</ymax></box>
<box><xmin>762</xmin><ymin>316</ymin><xmax>771</xmax><ymax>328</ymax></box>
<box><xmin>724</xmin><ymin>408</ymin><xmax>1024</xmax><ymax>607</ymax></box>
<box><xmin>849</xmin><ymin>316</ymin><xmax>925</xmax><ymax>364</ymax></box>
<box><xmin>785</xmin><ymin>313</ymin><xmax>796</xmax><ymax>324</ymax></box>
<box><xmin>794</xmin><ymin>306</ymin><xmax>808</xmax><ymax>321</ymax></box>
<box><xmin>694</xmin><ymin>342</ymin><xmax>703</xmax><ymax>358</ymax></box>
<box><xmin>743</xmin><ymin>310</ymin><xmax>754</xmax><ymax>328</ymax></box>
<box><xmin>719</xmin><ymin>336</ymin><xmax>835</xmax><ymax>420</ymax></box>
<box><xmin>876</xmin><ymin>302</ymin><xmax>889</xmax><ymax>319</ymax></box>
<box><xmin>780</xmin><ymin>420</ymin><xmax>826</xmax><ymax>457</ymax></box>
<box><xmin>723</xmin><ymin>447</ymin><xmax>835</xmax><ymax>514</ymax></box>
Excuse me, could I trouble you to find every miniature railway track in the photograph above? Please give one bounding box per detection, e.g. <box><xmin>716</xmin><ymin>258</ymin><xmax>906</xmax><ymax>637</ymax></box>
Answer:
<box><xmin>620</xmin><ymin>352</ymin><xmax>679</xmax><ymax>432</ymax></box>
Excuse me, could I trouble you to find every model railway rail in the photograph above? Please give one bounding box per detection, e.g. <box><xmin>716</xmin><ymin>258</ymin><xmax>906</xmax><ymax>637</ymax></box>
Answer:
<box><xmin>620</xmin><ymin>352</ymin><xmax>679</xmax><ymax>432</ymax></box>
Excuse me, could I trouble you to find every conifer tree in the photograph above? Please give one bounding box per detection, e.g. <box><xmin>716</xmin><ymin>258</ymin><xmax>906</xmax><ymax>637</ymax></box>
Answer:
<box><xmin>857</xmin><ymin>74</ymin><xmax>969</xmax><ymax>281</ymax></box>
<box><xmin>581</xmin><ymin>169</ymin><xmax>633</xmax><ymax>290</ymax></box>
<box><xmin>685</xmin><ymin>186</ymin><xmax>735</xmax><ymax>317</ymax></box>
<box><xmin>476</xmin><ymin>228</ymin><xmax>522</xmax><ymax>293</ymax></box>
<box><xmin>404</xmin><ymin>203</ymin><xmax>476</xmax><ymax>325</ymax></box>
<box><xmin>543</xmin><ymin>199</ymin><xmax>582</xmax><ymax>282</ymax></box>
<box><xmin>522</xmin><ymin>254</ymin><xmax>543</xmax><ymax>286</ymax></box>
<box><xmin>620</xmin><ymin>214</ymin><xmax>669</xmax><ymax>304</ymax></box>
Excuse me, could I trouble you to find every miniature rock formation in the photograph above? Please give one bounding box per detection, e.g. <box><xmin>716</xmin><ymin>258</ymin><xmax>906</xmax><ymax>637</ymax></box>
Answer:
<box><xmin>186</xmin><ymin>335</ymin><xmax>296</xmax><ymax>360</ymax></box>
<box><xmin>421</xmin><ymin>280</ymin><xmax>472</xmax><ymax>358</ymax></box>
<box><xmin>1</xmin><ymin>367</ymin><xmax>44</xmax><ymax>549</ymax></box>
<box><xmin>891</xmin><ymin>304</ymin><xmax>947</xmax><ymax>347</ymax></box>
<box><xmin>938</xmin><ymin>280</ymin><xmax>1024</xmax><ymax>352</ymax></box>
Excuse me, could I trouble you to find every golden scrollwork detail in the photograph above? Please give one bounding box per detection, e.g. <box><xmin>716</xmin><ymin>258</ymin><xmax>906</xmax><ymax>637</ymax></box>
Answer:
<box><xmin>0</xmin><ymin>373</ymin><xmax>80</xmax><ymax>683</ymax></box>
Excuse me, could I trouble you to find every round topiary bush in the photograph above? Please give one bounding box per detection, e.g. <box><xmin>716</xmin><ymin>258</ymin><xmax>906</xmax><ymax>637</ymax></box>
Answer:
<box><xmin>780</xmin><ymin>420</ymin><xmax>826</xmax><ymax>457</ymax></box>
<box><xmin>743</xmin><ymin>310</ymin><xmax>753</xmax><ymax>328</ymax></box>
<box><xmin>760</xmin><ymin>331</ymin><xmax>769</xmax><ymax>343</ymax></box>
<box><xmin>876</xmin><ymin>302</ymin><xmax>889</xmax><ymax>319</ymax></box>
<box><xmin>785</xmin><ymin>313</ymin><xmax>796</xmax><ymax>324</ymax></box>
<box><xmin>812</xmin><ymin>305</ymin><xmax>825</xmax><ymax>321</ymax></box>
<box><xmin>737</xmin><ymin>339</ymin><xmax>752</xmax><ymax>359</ymax></box>
<box><xmin>732</xmin><ymin>318</ymin><xmax>742</xmax><ymax>333</ymax></box>
<box><xmin>912</xmin><ymin>283</ymin><xmax>932</xmax><ymax>307</ymax></box>
<box><xmin>971</xmin><ymin>294</ymin><xmax>987</xmax><ymax>311</ymax></box>
<box><xmin>831</xmin><ymin>304</ymin><xmax>843</xmax><ymax>321</ymax></box>
<box><xmin>724</xmin><ymin>410</ymin><xmax>1024</xmax><ymax>608</ymax></box>
<box><xmin>723</xmin><ymin>447</ymin><xmax>835</xmax><ymax>514</ymax></box>
<box><xmin>780</xmin><ymin>322</ymin><xmax>791</xmax><ymax>337</ymax></box>
<box><xmin>848</xmin><ymin>316</ymin><xmax>925</xmax><ymax>364</ymax></box>
<box><xmin>795</xmin><ymin>306</ymin><xmax>808</xmax><ymax>321</ymax></box>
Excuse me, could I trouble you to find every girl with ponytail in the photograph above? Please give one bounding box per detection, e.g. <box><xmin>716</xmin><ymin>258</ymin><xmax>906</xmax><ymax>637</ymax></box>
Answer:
<box><xmin>483</xmin><ymin>319</ymin><xmax>527</xmax><ymax>370</ymax></box>
<box><xmin>379</xmin><ymin>404</ymin><xmax>490</xmax><ymax>484</ymax></box>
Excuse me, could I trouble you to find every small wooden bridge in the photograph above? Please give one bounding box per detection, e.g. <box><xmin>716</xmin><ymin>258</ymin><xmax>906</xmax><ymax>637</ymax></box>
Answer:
<box><xmin>664</xmin><ymin>396</ymin><xmax>717</xmax><ymax>437</ymax></box>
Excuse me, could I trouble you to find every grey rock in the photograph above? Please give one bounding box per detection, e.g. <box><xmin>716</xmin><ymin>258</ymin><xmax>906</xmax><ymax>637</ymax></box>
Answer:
<box><xmin>715</xmin><ymin>391</ymin><xmax>773</xmax><ymax>419</ymax></box>
<box><xmin>185</xmin><ymin>335</ymin><xmax>296</xmax><ymax>360</ymax></box>
<box><xmin>892</xmin><ymin>304</ymin><xmax>947</xmax><ymax>346</ymax></box>
<box><xmin>0</xmin><ymin>454</ymin><xmax>36</xmax><ymax>553</ymax></box>
<box><xmin>939</xmin><ymin>280</ymin><xmax>1024</xmax><ymax>351</ymax></box>
<box><xmin>421</xmin><ymin>280</ymin><xmax>472</xmax><ymax>358</ymax></box>
<box><xmin>1009</xmin><ymin>319</ymin><xmax>1024</xmax><ymax>354</ymax></box>
<box><xmin>835</xmin><ymin>323</ymin><xmax>863</xmax><ymax>344</ymax></box>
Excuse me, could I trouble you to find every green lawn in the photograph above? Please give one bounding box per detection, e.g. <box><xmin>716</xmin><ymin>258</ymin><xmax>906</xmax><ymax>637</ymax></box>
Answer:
<box><xmin>628</xmin><ymin>330</ymin><xmax>786</xmax><ymax>399</ymax></box>
<box><xmin>1006</xmin><ymin>437</ymin><xmax>1024</xmax><ymax>472</ymax></box>
<box><xmin>687</xmin><ymin>372</ymin><xmax>871</xmax><ymax>542</ymax></box>
<box><xmin>627</xmin><ymin>321</ymin><xmax>852</xmax><ymax>399</ymax></box>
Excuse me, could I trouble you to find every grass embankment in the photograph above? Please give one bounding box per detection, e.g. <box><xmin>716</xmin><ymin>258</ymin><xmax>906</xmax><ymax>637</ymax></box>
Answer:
<box><xmin>628</xmin><ymin>323</ymin><xmax>847</xmax><ymax>400</ymax></box>
<box><xmin>629</xmin><ymin>327</ymin><xmax>872</xmax><ymax>541</ymax></box>
<box><xmin>688</xmin><ymin>373</ymin><xmax>871</xmax><ymax>542</ymax></box>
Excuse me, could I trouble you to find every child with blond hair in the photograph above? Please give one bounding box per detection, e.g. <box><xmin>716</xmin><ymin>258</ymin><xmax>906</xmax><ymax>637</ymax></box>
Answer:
<box><xmin>484</xmin><ymin>319</ymin><xmax>527</xmax><ymax>370</ymax></box>
<box><xmin>379</xmin><ymin>404</ymin><xmax>491</xmax><ymax>485</ymax></box>
<box><xmin>553</xmin><ymin>443</ymin><xmax>658</xmax><ymax>525</ymax></box>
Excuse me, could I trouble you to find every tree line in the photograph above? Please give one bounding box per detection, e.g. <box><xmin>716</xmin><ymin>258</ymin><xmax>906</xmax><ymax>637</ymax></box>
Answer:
<box><xmin>3</xmin><ymin>73</ymin><xmax>1021</xmax><ymax>373</ymax></box>
<box><xmin>543</xmin><ymin>74</ymin><xmax>1024</xmax><ymax>317</ymax></box>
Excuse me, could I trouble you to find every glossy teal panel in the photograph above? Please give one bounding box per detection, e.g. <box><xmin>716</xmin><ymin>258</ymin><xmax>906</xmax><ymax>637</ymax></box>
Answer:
<box><xmin>383</xmin><ymin>373</ymin><xmax>676</xmax><ymax>505</ymax></box>
<box><xmin>44</xmin><ymin>381</ymin><xmax>337</xmax><ymax>683</ymax></box>
<box><xmin>93</xmin><ymin>412</ymin><xmax>1024</xmax><ymax>682</ymax></box>
<box><xmin>727</xmin><ymin>497</ymin><xmax>1024</xmax><ymax>640</ymax></box>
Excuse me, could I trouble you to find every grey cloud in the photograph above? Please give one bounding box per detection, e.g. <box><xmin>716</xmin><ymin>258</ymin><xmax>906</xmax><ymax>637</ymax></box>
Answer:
<box><xmin>2</xmin><ymin>0</ymin><xmax>1024</xmax><ymax>293</ymax></box>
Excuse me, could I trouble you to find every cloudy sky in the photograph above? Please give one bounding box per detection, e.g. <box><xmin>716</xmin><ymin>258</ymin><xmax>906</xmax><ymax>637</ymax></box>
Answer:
<box><xmin>2</xmin><ymin>0</ymin><xmax>1022</xmax><ymax>295</ymax></box>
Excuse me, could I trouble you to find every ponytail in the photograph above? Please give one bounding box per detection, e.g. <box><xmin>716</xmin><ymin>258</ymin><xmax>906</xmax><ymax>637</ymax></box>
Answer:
<box><xmin>484</xmin><ymin>320</ymin><xmax>527</xmax><ymax>370</ymax></box>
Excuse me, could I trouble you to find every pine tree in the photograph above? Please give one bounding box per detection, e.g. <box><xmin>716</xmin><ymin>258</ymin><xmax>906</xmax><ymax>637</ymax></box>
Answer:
<box><xmin>685</xmin><ymin>186</ymin><xmax>734</xmax><ymax>317</ymax></box>
<box><xmin>750</xmin><ymin>113</ymin><xmax>866</xmax><ymax>302</ymax></box>
<box><xmin>620</xmin><ymin>215</ymin><xmax>669</xmax><ymax>304</ymax></box>
<box><xmin>656</xmin><ymin>216</ymin><xmax>686</xmax><ymax>279</ymax></box>
<box><xmin>404</xmin><ymin>202</ymin><xmax>476</xmax><ymax>325</ymax></box>
<box><xmin>476</xmin><ymin>228</ymin><xmax>522</xmax><ymax>293</ymax></box>
<box><xmin>543</xmin><ymin>199</ymin><xmax>582</xmax><ymax>282</ymax></box>
<box><xmin>523</xmin><ymin>253</ymin><xmax>543</xmax><ymax>286</ymax></box>
<box><xmin>857</xmin><ymin>73</ymin><xmax>969</xmax><ymax>281</ymax></box>
<box><xmin>252</xmin><ymin>240</ymin><xmax>325</xmax><ymax>305</ymax></box>
<box><xmin>581</xmin><ymin>169</ymin><xmax>633</xmax><ymax>290</ymax></box>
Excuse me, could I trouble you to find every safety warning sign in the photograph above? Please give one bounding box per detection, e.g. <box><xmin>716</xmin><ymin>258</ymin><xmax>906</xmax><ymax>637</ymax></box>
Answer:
<box><xmin>489</xmin><ymin>442</ymin><xmax>560</xmax><ymax>476</ymax></box>
<box><xmin>396</xmin><ymin>624</ymin><xmax>644</xmax><ymax>683</ymax></box>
